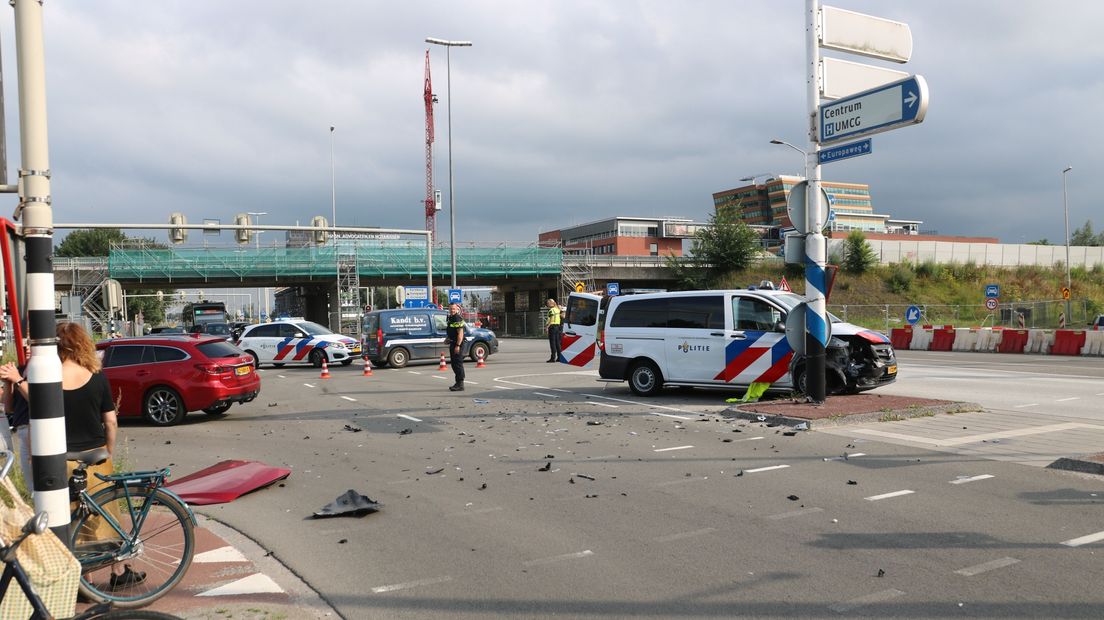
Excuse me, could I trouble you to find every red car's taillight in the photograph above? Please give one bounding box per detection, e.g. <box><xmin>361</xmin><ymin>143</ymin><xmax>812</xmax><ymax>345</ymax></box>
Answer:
<box><xmin>195</xmin><ymin>363</ymin><xmax>228</xmax><ymax>375</ymax></box>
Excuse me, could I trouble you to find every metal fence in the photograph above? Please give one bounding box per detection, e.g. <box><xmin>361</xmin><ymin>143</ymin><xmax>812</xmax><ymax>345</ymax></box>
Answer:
<box><xmin>830</xmin><ymin>299</ymin><xmax>1097</xmax><ymax>334</ymax></box>
<box><xmin>480</xmin><ymin>312</ymin><xmax>547</xmax><ymax>338</ymax></box>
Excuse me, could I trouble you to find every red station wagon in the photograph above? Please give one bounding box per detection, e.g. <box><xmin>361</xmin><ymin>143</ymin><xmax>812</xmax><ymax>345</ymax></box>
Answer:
<box><xmin>96</xmin><ymin>335</ymin><xmax>260</xmax><ymax>426</ymax></box>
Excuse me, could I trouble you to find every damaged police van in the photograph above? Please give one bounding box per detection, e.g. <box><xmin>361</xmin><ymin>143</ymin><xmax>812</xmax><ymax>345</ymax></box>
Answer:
<box><xmin>560</xmin><ymin>289</ymin><xmax>896</xmax><ymax>397</ymax></box>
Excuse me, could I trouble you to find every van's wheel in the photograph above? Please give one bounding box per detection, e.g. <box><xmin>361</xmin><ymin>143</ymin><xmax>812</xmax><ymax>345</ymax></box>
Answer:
<box><xmin>793</xmin><ymin>366</ymin><xmax>808</xmax><ymax>395</ymax></box>
<box><xmin>469</xmin><ymin>341</ymin><xmax>489</xmax><ymax>362</ymax></box>
<box><xmin>628</xmin><ymin>360</ymin><xmax>663</xmax><ymax>397</ymax></box>
<box><xmin>387</xmin><ymin>347</ymin><xmax>410</xmax><ymax>369</ymax></box>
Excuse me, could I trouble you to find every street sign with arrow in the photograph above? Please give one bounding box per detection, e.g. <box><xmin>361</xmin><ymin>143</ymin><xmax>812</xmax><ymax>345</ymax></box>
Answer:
<box><xmin>819</xmin><ymin>74</ymin><xmax>928</xmax><ymax>145</ymax></box>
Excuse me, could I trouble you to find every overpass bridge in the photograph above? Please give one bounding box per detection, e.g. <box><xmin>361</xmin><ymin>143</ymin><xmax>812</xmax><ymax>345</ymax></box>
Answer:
<box><xmin>51</xmin><ymin>243</ymin><xmax>684</xmax><ymax>332</ymax></box>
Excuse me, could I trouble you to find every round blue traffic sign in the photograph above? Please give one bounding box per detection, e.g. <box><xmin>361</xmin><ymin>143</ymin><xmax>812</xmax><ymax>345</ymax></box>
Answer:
<box><xmin>905</xmin><ymin>305</ymin><xmax>921</xmax><ymax>325</ymax></box>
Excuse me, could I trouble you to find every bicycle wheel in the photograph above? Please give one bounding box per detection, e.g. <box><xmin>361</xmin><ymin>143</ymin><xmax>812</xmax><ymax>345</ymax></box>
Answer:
<box><xmin>70</xmin><ymin>486</ymin><xmax>195</xmax><ymax>608</ymax></box>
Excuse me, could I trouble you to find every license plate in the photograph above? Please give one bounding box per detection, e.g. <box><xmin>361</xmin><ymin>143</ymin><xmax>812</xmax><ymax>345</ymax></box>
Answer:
<box><xmin>235</xmin><ymin>366</ymin><xmax>251</xmax><ymax>376</ymax></box>
<box><xmin>350</xmin><ymin>346</ymin><xmax>362</xmax><ymax>354</ymax></box>
<box><xmin>886</xmin><ymin>365</ymin><xmax>897</xmax><ymax>375</ymax></box>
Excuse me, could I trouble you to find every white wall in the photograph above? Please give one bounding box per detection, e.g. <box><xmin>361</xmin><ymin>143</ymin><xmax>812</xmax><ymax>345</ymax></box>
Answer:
<box><xmin>827</xmin><ymin>240</ymin><xmax>1104</xmax><ymax>268</ymax></box>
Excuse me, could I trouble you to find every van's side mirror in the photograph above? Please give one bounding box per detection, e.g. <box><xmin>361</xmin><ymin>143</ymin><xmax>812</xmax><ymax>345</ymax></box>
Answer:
<box><xmin>294</xmin><ymin>332</ymin><xmax>305</xmax><ymax>338</ymax></box>
<box><xmin>774</xmin><ymin>320</ymin><xmax>786</xmax><ymax>333</ymax></box>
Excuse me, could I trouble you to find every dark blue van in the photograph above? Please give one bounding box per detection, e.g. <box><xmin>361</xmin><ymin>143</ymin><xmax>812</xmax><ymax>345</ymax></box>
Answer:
<box><xmin>362</xmin><ymin>308</ymin><xmax>499</xmax><ymax>368</ymax></box>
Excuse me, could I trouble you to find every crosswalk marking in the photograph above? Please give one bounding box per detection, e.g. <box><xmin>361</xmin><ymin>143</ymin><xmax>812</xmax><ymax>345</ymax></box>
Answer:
<box><xmin>197</xmin><ymin>573</ymin><xmax>285</xmax><ymax>596</ymax></box>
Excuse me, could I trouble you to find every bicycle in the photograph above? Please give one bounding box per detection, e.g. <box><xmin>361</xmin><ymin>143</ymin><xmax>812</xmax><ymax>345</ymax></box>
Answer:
<box><xmin>1</xmin><ymin>451</ymin><xmax>181</xmax><ymax>619</ymax></box>
<box><xmin>66</xmin><ymin>448</ymin><xmax>195</xmax><ymax>609</ymax></box>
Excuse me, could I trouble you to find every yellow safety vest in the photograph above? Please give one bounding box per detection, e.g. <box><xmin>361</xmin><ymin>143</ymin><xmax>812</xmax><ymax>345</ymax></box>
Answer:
<box><xmin>548</xmin><ymin>306</ymin><xmax>561</xmax><ymax>326</ymax></box>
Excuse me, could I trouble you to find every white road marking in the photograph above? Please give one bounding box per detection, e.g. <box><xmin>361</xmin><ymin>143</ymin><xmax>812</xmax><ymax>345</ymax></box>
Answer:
<box><xmin>533</xmin><ymin>392</ymin><xmax>559</xmax><ymax>398</ymax></box>
<box><xmin>852</xmin><ymin>422</ymin><xmax>1104</xmax><ymax>447</ymax></box>
<box><xmin>828</xmin><ymin>589</ymin><xmax>905</xmax><ymax>613</ymax></box>
<box><xmin>494</xmin><ymin>386</ymin><xmax>513</xmax><ymax>390</ymax></box>
<box><xmin>767</xmin><ymin>507</ymin><xmax>824</xmax><ymax>520</ymax></box>
<box><xmin>549</xmin><ymin>388</ymin><xmax>569</xmax><ymax>393</ymax></box>
<box><xmin>341</xmin><ymin>396</ymin><xmax>357</xmax><ymax>402</ymax></box>
<box><xmin>371</xmin><ymin>576</ymin><xmax>453</xmax><ymax>593</ymax></box>
<box><xmin>522</xmin><ymin>550</ymin><xmax>594</xmax><ymax>567</ymax></box>
<box><xmin>276</xmin><ymin>375</ymin><xmax>286</xmax><ymax>379</ymax></box>
<box><xmin>397</xmin><ymin>414</ymin><xmax>423</xmax><ymax>422</ymax></box>
<box><xmin>1097</xmin><ymin>392</ymin><xmax>1104</xmax><ymax>396</ymax></box>
<box><xmin>408</xmin><ymin>371</ymin><xmax>422</xmax><ymax>375</ymax></box>
<box><xmin>198</xmin><ymin>573</ymin><xmax>285</xmax><ymax>596</ymax></box>
<box><xmin>591</xmin><ymin>402</ymin><xmax>619</xmax><ymax>409</ymax></box>
<box><xmin>192</xmin><ymin>546</ymin><xmax>248</xmax><ymax>563</ymax></box>
<box><xmin>1056</xmin><ymin>397</ymin><xmax>1080</xmax><ymax>402</ymax></box>
<box><xmin>954</xmin><ymin>557</ymin><xmax>1019</xmax><ymax>576</ymax></box>
<box><xmin>466</xmin><ymin>380</ymin><xmax>479</xmax><ymax>385</ymax></box>
<box><xmin>745</xmin><ymin>464</ymin><xmax>790</xmax><ymax>473</ymax></box>
<box><xmin>654</xmin><ymin>445</ymin><xmax>694</xmax><ymax>452</ymax></box>
<box><xmin>1013</xmin><ymin>403</ymin><xmax>1039</xmax><ymax>408</ymax></box>
<box><xmin>949</xmin><ymin>474</ymin><xmax>994</xmax><ymax>485</ymax></box>
<box><xmin>865</xmin><ymin>490</ymin><xmax>915</xmax><ymax>501</ymax></box>
<box><xmin>737</xmin><ymin>436</ymin><xmax>765</xmax><ymax>442</ymax></box>
<box><xmin>654</xmin><ymin>528</ymin><xmax>716</xmax><ymax>543</ymax></box>
<box><xmin>431</xmin><ymin>375</ymin><xmax>449</xmax><ymax>380</ymax></box>
<box><xmin>303</xmin><ymin>383</ymin><xmax>316</xmax><ymax>388</ymax></box>
<box><xmin>1061</xmin><ymin>530</ymin><xmax>1104</xmax><ymax>547</ymax></box>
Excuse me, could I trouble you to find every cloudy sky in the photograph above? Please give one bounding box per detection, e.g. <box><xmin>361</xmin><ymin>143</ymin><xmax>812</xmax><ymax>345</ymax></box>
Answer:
<box><xmin>0</xmin><ymin>1</ymin><xmax>1100</xmax><ymax>247</ymax></box>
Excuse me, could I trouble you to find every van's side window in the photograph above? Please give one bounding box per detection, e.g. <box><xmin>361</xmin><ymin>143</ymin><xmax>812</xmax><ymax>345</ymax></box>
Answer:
<box><xmin>610</xmin><ymin>298</ymin><xmax>668</xmax><ymax>328</ymax></box>
<box><xmin>668</xmin><ymin>296</ymin><xmax>724</xmax><ymax>329</ymax></box>
<box><xmin>432</xmin><ymin>313</ymin><xmax>448</xmax><ymax>333</ymax></box>
<box><xmin>733</xmin><ymin>298</ymin><xmax>779</xmax><ymax>331</ymax></box>
<box><xmin>566</xmin><ymin>296</ymin><xmax>599</xmax><ymax>327</ymax></box>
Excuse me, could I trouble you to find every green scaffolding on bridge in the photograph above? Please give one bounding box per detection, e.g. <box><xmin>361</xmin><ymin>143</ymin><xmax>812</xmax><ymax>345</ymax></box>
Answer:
<box><xmin>107</xmin><ymin>243</ymin><xmax>564</xmax><ymax>282</ymax></box>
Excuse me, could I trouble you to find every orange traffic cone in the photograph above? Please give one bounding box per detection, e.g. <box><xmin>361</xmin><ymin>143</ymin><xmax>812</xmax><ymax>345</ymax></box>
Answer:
<box><xmin>363</xmin><ymin>358</ymin><xmax>373</xmax><ymax>377</ymax></box>
<box><xmin>320</xmin><ymin>358</ymin><xmax>331</xmax><ymax>379</ymax></box>
<box><xmin>438</xmin><ymin>353</ymin><xmax>448</xmax><ymax>371</ymax></box>
<box><xmin>475</xmin><ymin>349</ymin><xmax>486</xmax><ymax>368</ymax></box>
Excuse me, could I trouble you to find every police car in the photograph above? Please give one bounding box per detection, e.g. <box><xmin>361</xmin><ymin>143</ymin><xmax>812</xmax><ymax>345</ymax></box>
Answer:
<box><xmin>236</xmin><ymin>319</ymin><xmax>362</xmax><ymax>368</ymax></box>
<box><xmin>562</xmin><ymin>288</ymin><xmax>897</xmax><ymax>397</ymax></box>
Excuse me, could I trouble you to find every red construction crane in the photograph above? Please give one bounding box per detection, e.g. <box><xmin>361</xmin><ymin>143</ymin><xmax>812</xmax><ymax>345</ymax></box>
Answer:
<box><xmin>424</xmin><ymin>50</ymin><xmax>438</xmax><ymax>240</ymax></box>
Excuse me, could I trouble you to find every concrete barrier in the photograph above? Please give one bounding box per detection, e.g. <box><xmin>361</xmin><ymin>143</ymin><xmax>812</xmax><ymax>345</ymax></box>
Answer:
<box><xmin>910</xmin><ymin>327</ymin><xmax>933</xmax><ymax>351</ymax></box>
<box><xmin>1084</xmin><ymin>331</ymin><xmax>1104</xmax><ymax>356</ymax></box>
<box><xmin>1025</xmin><ymin>329</ymin><xmax>1054</xmax><ymax>354</ymax></box>
<box><xmin>953</xmin><ymin>328</ymin><xmax>978</xmax><ymax>351</ymax></box>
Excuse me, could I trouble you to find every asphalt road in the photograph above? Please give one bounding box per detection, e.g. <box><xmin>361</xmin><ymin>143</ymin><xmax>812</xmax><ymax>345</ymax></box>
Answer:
<box><xmin>118</xmin><ymin>340</ymin><xmax>1104</xmax><ymax>619</ymax></box>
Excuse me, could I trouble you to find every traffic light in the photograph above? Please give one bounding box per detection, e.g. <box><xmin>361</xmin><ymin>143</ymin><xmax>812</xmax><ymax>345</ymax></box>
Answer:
<box><xmin>169</xmin><ymin>213</ymin><xmax>188</xmax><ymax>244</ymax></box>
<box><xmin>311</xmin><ymin>216</ymin><xmax>328</xmax><ymax>245</ymax></box>
<box><xmin>235</xmin><ymin>213</ymin><xmax>251</xmax><ymax>244</ymax></box>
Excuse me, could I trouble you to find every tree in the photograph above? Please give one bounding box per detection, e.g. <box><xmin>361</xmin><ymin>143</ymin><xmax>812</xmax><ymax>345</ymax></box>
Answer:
<box><xmin>56</xmin><ymin>229</ymin><xmax>171</xmax><ymax>325</ymax></box>
<box><xmin>841</xmin><ymin>230</ymin><xmax>877</xmax><ymax>274</ymax></box>
<box><xmin>667</xmin><ymin>207</ymin><xmax>762</xmax><ymax>289</ymax></box>
<box><xmin>55</xmin><ymin>228</ymin><xmax>127</xmax><ymax>257</ymax></box>
<box><xmin>1071</xmin><ymin>220</ymin><xmax>1104</xmax><ymax>246</ymax></box>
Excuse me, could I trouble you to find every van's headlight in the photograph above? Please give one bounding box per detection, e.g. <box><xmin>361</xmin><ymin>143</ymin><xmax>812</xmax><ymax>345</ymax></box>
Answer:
<box><xmin>330</xmin><ymin>342</ymin><xmax>347</xmax><ymax>349</ymax></box>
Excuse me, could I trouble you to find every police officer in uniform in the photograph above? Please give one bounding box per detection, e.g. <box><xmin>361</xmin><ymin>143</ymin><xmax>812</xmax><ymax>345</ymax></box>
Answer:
<box><xmin>546</xmin><ymin>298</ymin><xmax>562</xmax><ymax>363</ymax></box>
<box><xmin>447</xmin><ymin>303</ymin><xmax>465</xmax><ymax>391</ymax></box>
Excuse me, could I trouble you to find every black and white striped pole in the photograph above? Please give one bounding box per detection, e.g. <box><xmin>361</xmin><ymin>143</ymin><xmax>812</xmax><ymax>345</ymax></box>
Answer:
<box><xmin>13</xmin><ymin>0</ymin><xmax>70</xmax><ymax>538</ymax></box>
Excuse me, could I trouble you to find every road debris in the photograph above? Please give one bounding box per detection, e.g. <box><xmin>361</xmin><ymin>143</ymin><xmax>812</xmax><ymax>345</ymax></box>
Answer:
<box><xmin>575</xmin><ymin>474</ymin><xmax>596</xmax><ymax>481</ymax></box>
<box><xmin>343</xmin><ymin>424</ymin><xmax>363</xmax><ymax>433</ymax></box>
<box><xmin>538</xmin><ymin>462</ymin><xmax>552</xmax><ymax>472</ymax></box>
<box><xmin>312</xmin><ymin>490</ymin><xmax>382</xmax><ymax>518</ymax></box>
<box><xmin>787</xmin><ymin>495</ymin><xmax>800</xmax><ymax>501</ymax></box>
<box><xmin>399</xmin><ymin>428</ymin><xmax>413</xmax><ymax>435</ymax></box>
<box><xmin>426</xmin><ymin>467</ymin><xmax>444</xmax><ymax>475</ymax></box>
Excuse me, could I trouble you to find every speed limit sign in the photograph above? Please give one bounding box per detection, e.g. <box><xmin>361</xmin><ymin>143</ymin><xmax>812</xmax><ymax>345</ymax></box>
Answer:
<box><xmin>985</xmin><ymin>298</ymin><xmax>998</xmax><ymax>311</ymax></box>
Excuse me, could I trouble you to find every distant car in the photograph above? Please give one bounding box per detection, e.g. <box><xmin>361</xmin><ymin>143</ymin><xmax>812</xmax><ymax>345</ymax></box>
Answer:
<box><xmin>229</xmin><ymin>321</ymin><xmax>251</xmax><ymax>341</ymax></box>
<box><xmin>236</xmin><ymin>319</ymin><xmax>362</xmax><ymax>368</ymax></box>
<box><xmin>1091</xmin><ymin>315</ymin><xmax>1104</xmax><ymax>330</ymax></box>
<box><xmin>361</xmin><ymin>308</ymin><xmax>499</xmax><ymax>369</ymax></box>
<box><xmin>97</xmin><ymin>335</ymin><xmax>260</xmax><ymax>426</ymax></box>
<box><xmin>190</xmin><ymin>322</ymin><xmax>233</xmax><ymax>340</ymax></box>
<box><xmin>150</xmin><ymin>326</ymin><xmax>186</xmax><ymax>334</ymax></box>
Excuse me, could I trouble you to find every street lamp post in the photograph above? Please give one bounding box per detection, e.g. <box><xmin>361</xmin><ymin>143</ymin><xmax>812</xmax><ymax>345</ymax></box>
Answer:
<box><xmin>330</xmin><ymin>125</ymin><xmax>340</xmax><ymax>330</ymax></box>
<box><xmin>426</xmin><ymin>37</ymin><xmax>472</xmax><ymax>289</ymax></box>
<box><xmin>1062</xmin><ymin>165</ymin><xmax>1073</xmax><ymax>324</ymax></box>
<box><xmin>247</xmin><ymin>211</ymin><xmax>267</xmax><ymax>320</ymax></box>
<box><xmin>770</xmin><ymin>139</ymin><xmax>810</xmax><ymax>181</ymax></box>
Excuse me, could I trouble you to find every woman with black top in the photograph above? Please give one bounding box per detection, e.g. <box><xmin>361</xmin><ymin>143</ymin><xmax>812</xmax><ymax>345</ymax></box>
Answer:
<box><xmin>57</xmin><ymin>323</ymin><xmax>143</xmax><ymax>589</ymax></box>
